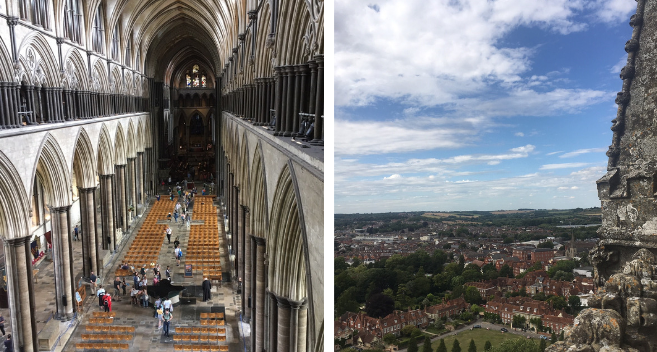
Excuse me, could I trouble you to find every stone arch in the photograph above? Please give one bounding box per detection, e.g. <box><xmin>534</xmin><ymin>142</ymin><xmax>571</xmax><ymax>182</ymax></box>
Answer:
<box><xmin>0</xmin><ymin>36</ymin><xmax>13</xmax><ymax>82</ymax></box>
<box><xmin>62</xmin><ymin>48</ymin><xmax>89</xmax><ymax>91</ymax></box>
<box><xmin>267</xmin><ymin>163</ymin><xmax>307</xmax><ymax>302</ymax></box>
<box><xmin>249</xmin><ymin>142</ymin><xmax>269</xmax><ymax>240</ymax></box>
<box><xmin>92</xmin><ymin>59</ymin><xmax>110</xmax><ymax>93</ymax></box>
<box><xmin>31</xmin><ymin>133</ymin><xmax>72</xmax><ymax>208</ymax></box>
<box><xmin>238</xmin><ymin>131</ymin><xmax>250</xmax><ymax>205</ymax></box>
<box><xmin>97</xmin><ymin>124</ymin><xmax>115</xmax><ymax>176</ymax></box>
<box><xmin>72</xmin><ymin>128</ymin><xmax>97</xmax><ymax>188</ymax></box>
<box><xmin>126</xmin><ymin>119</ymin><xmax>137</xmax><ymax>159</ymax></box>
<box><xmin>0</xmin><ymin>151</ymin><xmax>30</xmax><ymax>239</ymax></box>
<box><xmin>114</xmin><ymin>123</ymin><xmax>127</xmax><ymax>165</ymax></box>
<box><xmin>17</xmin><ymin>32</ymin><xmax>60</xmax><ymax>87</ymax></box>
<box><xmin>110</xmin><ymin>66</ymin><xmax>123</xmax><ymax>94</ymax></box>
<box><xmin>136</xmin><ymin>120</ymin><xmax>145</xmax><ymax>152</ymax></box>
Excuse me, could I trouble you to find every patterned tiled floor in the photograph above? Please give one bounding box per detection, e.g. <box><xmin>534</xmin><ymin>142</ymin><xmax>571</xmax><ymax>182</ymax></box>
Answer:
<box><xmin>8</xmin><ymin>193</ymin><xmax>242</xmax><ymax>352</ymax></box>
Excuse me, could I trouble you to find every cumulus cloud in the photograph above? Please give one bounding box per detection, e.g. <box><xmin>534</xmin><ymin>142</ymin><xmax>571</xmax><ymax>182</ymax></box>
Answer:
<box><xmin>335</xmin><ymin>0</ymin><xmax>600</xmax><ymax>108</ymax></box>
<box><xmin>610</xmin><ymin>55</ymin><xmax>627</xmax><ymax>74</ymax></box>
<box><xmin>559</xmin><ymin>147</ymin><xmax>606</xmax><ymax>158</ymax></box>
<box><xmin>591</xmin><ymin>0</ymin><xmax>636</xmax><ymax>24</ymax></box>
<box><xmin>515</xmin><ymin>132</ymin><xmax>525</xmax><ymax>137</ymax></box>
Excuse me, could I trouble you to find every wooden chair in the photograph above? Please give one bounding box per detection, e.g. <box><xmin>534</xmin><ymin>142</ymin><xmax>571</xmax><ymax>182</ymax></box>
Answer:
<box><xmin>220</xmin><ymin>346</ymin><xmax>229</xmax><ymax>351</ymax></box>
<box><xmin>174</xmin><ymin>345</ymin><xmax>185</xmax><ymax>351</ymax></box>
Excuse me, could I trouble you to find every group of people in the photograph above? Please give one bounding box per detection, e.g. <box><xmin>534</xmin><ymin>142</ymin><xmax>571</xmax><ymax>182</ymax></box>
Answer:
<box><xmin>96</xmin><ymin>285</ymin><xmax>113</xmax><ymax>312</ymax></box>
<box><xmin>153</xmin><ymin>297</ymin><xmax>174</xmax><ymax>336</ymax></box>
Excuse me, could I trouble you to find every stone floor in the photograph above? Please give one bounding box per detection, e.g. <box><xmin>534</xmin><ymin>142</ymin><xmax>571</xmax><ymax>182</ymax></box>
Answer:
<box><xmin>0</xmin><ymin>191</ymin><xmax>243</xmax><ymax>352</ymax></box>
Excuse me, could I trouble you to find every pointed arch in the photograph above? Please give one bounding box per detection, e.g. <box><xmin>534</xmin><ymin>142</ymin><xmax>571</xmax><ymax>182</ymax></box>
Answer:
<box><xmin>62</xmin><ymin>48</ymin><xmax>89</xmax><ymax>91</ymax></box>
<box><xmin>267</xmin><ymin>164</ymin><xmax>307</xmax><ymax>301</ymax></box>
<box><xmin>114</xmin><ymin>123</ymin><xmax>127</xmax><ymax>165</ymax></box>
<box><xmin>136</xmin><ymin>120</ymin><xmax>145</xmax><ymax>153</ymax></box>
<box><xmin>97</xmin><ymin>124</ymin><xmax>115</xmax><ymax>175</ymax></box>
<box><xmin>0</xmin><ymin>151</ymin><xmax>30</xmax><ymax>239</ymax></box>
<box><xmin>72</xmin><ymin>128</ymin><xmax>97</xmax><ymax>188</ymax></box>
<box><xmin>249</xmin><ymin>142</ymin><xmax>269</xmax><ymax>240</ymax></box>
<box><xmin>31</xmin><ymin>134</ymin><xmax>72</xmax><ymax>207</ymax></box>
<box><xmin>17</xmin><ymin>32</ymin><xmax>60</xmax><ymax>87</ymax></box>
<box><xmin>0</xmin><ymin>37</ymin><xmax>13</xmax><ymax>82</ymax></box>
<box><xmin>126</xmin><ymin>119</ymin><xmax>137</xmax><ymax>158</ymax></box>
<box><xmin>92</xmin><ymin>58</ymin><xmax>110</xmax><ymax>93</ymax></box>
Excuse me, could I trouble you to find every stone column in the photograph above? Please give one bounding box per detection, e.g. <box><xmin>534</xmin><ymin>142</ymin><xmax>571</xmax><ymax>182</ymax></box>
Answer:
<box><xmin>79</xmin><ymin>187</ymin><xmax>97</xmax><ymax>276</ymax></box>
<box><xmin>49</xmin><ymin>205</ymin><xmax>74</xmax><ymax>320</ymax></box>
<box><xmin>137</xmin><ymin>152</ymin><xmax>144</xmax><ymax>207</ymax></box>
<box><xmin>312</xmin><ymin>55</ymin><xmax>324</xmax><ymax>144</ymax></box>
<box><xmin>295</xmin><ymin>65</ymin><xmax>308</xmax><ymax>136</ymax></box>
<box><xmin>283</xmin><ymin>66</ymin><xmax>296</xmax><ymax>137</ymax></box>
<box><xmin>234</xmin><ymin>186</ymin><xmax>240</xmax><ymax>279</ymax></box>
<box><xmin>241</xmin><ymin>205</ymin><xmax>251</xmax><ymax>321</ymax></box>
<box><xmin>277</xmin><ymin>295</ymin><xmax>291</xmax><ymax>352</ymax></box>
<box><xmin>268</xmin><ymin>291</ymin><xmax>279</xmax><ymax>352</ymax></box>
<box><xmin>290</xmin><ymin>299</ymin><xmax>308</xmax><ymax>352</ymax></box>
<box><xmin>253</xmin><ymin>236</ymin><xmax>266</xmax><ymax>352</ymax></box>
<box><xmin>99</xmin><ymin>175</ymin><xmax>114</xmax><ymax>253</ymax></box>
<box><xmin>307</xmin><ymin>61</ymin><xmax>317</xmax><ymax>138</ymax></box>
<box><xmin>273</xmin><ymin>67</ymin><xmax>283</xmax><ymax>135</ymax></box>
<box><xmin>127</xmin><ymin>157</ymin><xmax>137</xmax><ymax>223</ymax></box>
<box><xmin>116</xmin><ymin>165</ymin><xmax>128</xmax><ymax>238</ymax></box>
<box><xmin>5</xmin><ymin>236</ymin><xmax>37</xmax><ymax>352</ymax></box>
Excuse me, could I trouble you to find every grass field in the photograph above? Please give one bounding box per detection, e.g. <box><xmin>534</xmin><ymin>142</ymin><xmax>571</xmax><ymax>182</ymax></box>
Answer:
<box><xmin>430</xmin><ymin>329</ymin><xmax>528</xmax><ymax>351</ymax></box>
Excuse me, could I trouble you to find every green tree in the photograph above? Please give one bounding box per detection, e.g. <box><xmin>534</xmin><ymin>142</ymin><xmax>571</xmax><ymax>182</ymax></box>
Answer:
<box><xmin>451</xmin><ymin>339</ymin><xmax>461</xmax><ymax>352</ymax></box>
<box><xmin>352</xmin><ymin>257</ymin><xmax>362</xmax><ymax>267</ymax></box>
<box><xmin>464</xmin><ymin>286</ymin><xmax>483</xmax><ymax>305</ymax></box>
<box><xmin>539</xmin><ymin>338</ymin><xmax>546</xmax><ymax>352</ymax></box>
<box><xmin>483</xmin><ymin>341</ymin><xmax>492</xmax><ymax>351</ymax></box>
<box><xmin>437</xmin><ymin>339</ymin><xmax>447</xmax><ymax>352</ymax></box>
<box><xmin>423</xmin><ymin>336</ymin><xmax>433</xmax><ymax>352</ymax></box>
<box><xmin>529</xmin><ymin>317</ymin><xmax>543</xmax><ymax>331</ymax></box>
<box><xmin>408</xmin><ymin>337</ymin><xmax>418</xmax><ymax>352</ymax></box>
<box><xmin>401</xmin><ymin>324</ymin><xmax>416</xmax><ymax>337</ymax></box>
<box><xmin>335</xmin><ymin>287</ymin><xmax>360</xmax><ymax>316</ymax></box>
<box><xmin>537</xmin><ymin>241</ymin><xmax>554</xmax><ymax>249</ymax></box>
<box><xmin>383</xmin><ymin>333</ymin><xmax>397</xmax><ymax>346</ymax></box>
<box><xmin>468</xmin><ymin>339</ymin><xmax>477</xmax><ymax>352</ymax></box>
<box><xmin>335</xmin><ymin>257</ymin><xmax>350</xmax><ymax>274</ymax></box>
<box><xmin>512</xmin><ymin>315</ymin><xmax>526</xmax><ymax>328</ymax></box>
<box><xmin>568</xmin><ymin>295</ymin><xmax>581</xmax><ymax>312</ymax></box>
<box><xmin>559</xmin><ymin>331</ymin><xmax>564</xmax><ymax>341</ymax></box>
<box><xmin>489</xmin><ymin>339</ymin><xmax>540</xmax><ymax>352</ymax></box>
<box><xmin>550</xmin><ymin>332</ymin><xmax>557</xmax><ymax>344</ymax></box>
<box><xmin>547</xmin><ymin>296</ymin><xmax>568</xmax><ymax>311</ymax></box>
<box><xmin>499</xmin><ymin>264</ymin><xmax>513</xmax><ymax>278</ymax></box>
<box><xmin>532</xmin><ymin>292</ymin><xmax>547</xmax><ymax>301</ymax></box>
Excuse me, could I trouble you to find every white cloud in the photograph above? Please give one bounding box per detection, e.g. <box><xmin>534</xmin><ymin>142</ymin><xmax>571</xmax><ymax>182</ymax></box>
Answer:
<box><xmin>546</xmin><ymin>151</ymin><xmax>563</xmax><ymax>156</ymax></box>
<box><xmin>559</xmin><ymin>147</ymin><xmax>606</xmax><ymax>158</ymax></box>
<box><xmin>335</xmin><ymin>0</ymin><xmax>602</xmax><ymax>108</ymax></box>
<box><xmin>515</xmin><ymin>132</ymin><xmax>525</xmax><ymax>137</ymax></box>
<box><xmin>384</xmin><ymin>174</ymin><xmax>401</xmax><ymax>180</ymax></box>
<box><xmin>540</xmin><ymin>162</ymin><xmax>590</xmax><ymax>170</ymax></box>
<box><xmin>335</xmin><ymin>145</ymin><xmax>535</xmax><ymax>178</ymax></box>
<box><xmin>591</xmin><ymin>0</ymin><xmax>636</xmax><ymax>24</ymax></box>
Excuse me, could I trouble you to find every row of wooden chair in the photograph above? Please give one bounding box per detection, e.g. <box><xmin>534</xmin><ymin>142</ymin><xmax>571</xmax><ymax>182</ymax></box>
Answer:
<box><xmin>200</xmin><ymin>320</ymin><xmax>225</xmax><ymax>326</ymax></box>
<box><xmin>92</xmin><ymin>312</ymin><xmax>116</xmax><ymax>318</ymax></box>
<box><xmin>80</xmin><ymin>334</ymin><xmax>133</xmax><ymax>341</ymax></box>
<box><xmin>173</xmin><ymin>335</ymin><xmax>227</xmax><ymax>343</ymax></box>
<box><xmin>174</xmin><ymin>345</ymin><xmax>229</xmax><ymax>352</ymax></box>
<box><xmin>88</xmin><ymin>318</ymin><xmax>114</xmax><ymax>325</ymax></box>
<box><xmin>85</xmin><ymin>325</ymin><xmax>136</xmax><ymax>333</ymax></box>
<box><xmin>119</xmin><ymin>200</ymin><xmax>175</xmax><ymax>269</ymax></box>
<box><xmin>76</xmin><ymin>343</ymin><xmax>130</xmax><ymax>350</ymax></box>
<box><xmin>175</xmin><ymin>327</ymin><xmax>226</xmax><ymax>334</ymax></box>
<box><xmin>200</xmin><ymin>313</ymin><xmax>224</xmax><ymax>319</ymax></box>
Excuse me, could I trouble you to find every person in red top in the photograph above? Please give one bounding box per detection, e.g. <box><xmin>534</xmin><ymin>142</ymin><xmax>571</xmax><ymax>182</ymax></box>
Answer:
<box><xmin>103</xmin><ymin>293</ymin><xmax>112</xmax><ymax>312</ymax></box>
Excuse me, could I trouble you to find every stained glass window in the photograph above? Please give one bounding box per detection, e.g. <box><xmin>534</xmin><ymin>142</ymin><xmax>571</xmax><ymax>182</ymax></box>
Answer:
<box><xmin>186</xmin><ymin>73</ymin><xmax>191</xmax><ymax>87</ymax></box>
<box><xmin>201</xmin><ymin>75</ymin><xmax>207</xmax><ymax>87</ymax></box>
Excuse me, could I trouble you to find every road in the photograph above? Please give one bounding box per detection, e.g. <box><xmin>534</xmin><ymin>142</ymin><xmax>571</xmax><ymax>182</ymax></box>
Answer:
<box><xmin>396</xmin><ymin>320</ymin><xmax>547</xmax><ymax>352</ymax></box>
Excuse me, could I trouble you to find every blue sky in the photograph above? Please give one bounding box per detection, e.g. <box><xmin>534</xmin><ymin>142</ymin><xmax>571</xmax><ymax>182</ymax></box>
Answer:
<box><xmin>334</xmin><ymin>0</ymin><xmax>636</xmax><ymax>213</ymax></box>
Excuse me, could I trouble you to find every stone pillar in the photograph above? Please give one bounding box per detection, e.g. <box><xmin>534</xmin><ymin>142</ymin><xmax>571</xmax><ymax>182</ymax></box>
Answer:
<box><xmin>116</xmin><ymin>164</ymin><xmax>128</xmax><ymax>237</ymax></box>
<box><xmin>78</xmin><ymin>187</ymin><xmax>97</xmax><ymax>277</ymax></box>
<box><xmin>295</xmin><ymin>65</ymin><xmax>308</xmax><ymax>136</ymax></box>
<box><xmin>50</xmin><ymin>205</ymin><xmax>74</xmax><ymax>320</ymax></box>
<box><xmin>268</xmin><ymin>291</ymin><xmax>279</xmax><ymax>352</ymax></box>
<box><xmin>5</xmin><ymin>236</ymin><xmax>37</xmax><ymax>352</ymax></box>
<box><xmin>283</xmin><ymin>66</ymin><xmax>296</xmax><ymax>137</ymax></box>
<box><xmin>277</xmin><ymin>295</ymin><xmax>291</xmax><ymax>352</ymax></box>
<box><xmin>234</xmin><ymin>186</ymin><xmax>240</xmax><ymax>279</ymax></box>
<box><xmin>273</xmin><ymin>67</ymin><xmax>283</xmax><ymax>135</ymax></box>
<box><xmin>290</xmin><ymin>299</ymin><xmax>308</xmax><ymax>352</ymax></box>
<box><xmin>127</xmin><ymin>157</ymin><xmax>137</xmax><ymax>222</ymax></box>
<box><xmin>99</xmin><ymin>175</ymin><xmax>114</xmax><ymax>253</ymax></box>
<box><xmin>253</xmin><ymin>236</ymin><xmax>266</xmax><ymax>352</ymax></box>
<box><xmin>137</xmin><ymin>152</ymin><xmax>144</xmax><ymax>207</ymax></box>
<box><xmin>312</xmin><ymin>55</ymin><xmax>324</xmax><ymax>144</ymax></box>
<box><xmin>242</xmin><ymin>205</ymin><xmax>251</xmax><ymax>321</ymax></box>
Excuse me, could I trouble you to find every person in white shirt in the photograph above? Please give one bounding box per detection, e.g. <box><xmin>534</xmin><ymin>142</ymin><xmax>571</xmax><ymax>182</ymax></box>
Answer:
<box><xmin>163</xmin><ymin>297</ymin><xmax>172</xmax><ymax>312</ymax></box>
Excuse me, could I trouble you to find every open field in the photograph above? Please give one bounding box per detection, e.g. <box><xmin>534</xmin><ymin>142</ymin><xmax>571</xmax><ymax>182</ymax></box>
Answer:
<box><xmin>490</xmin><ymin>210</ymin><xmax>534</xmax><ymax>215</ymax></box>
<box><xmin>423</xmin><ymin>212</ymin><xmax>480</xmax><ymax>219</ymax></box>
<box><xmin>430</xmin><ymin>329</ymin><xmax>531</xmax><ymax>351</ymax></box>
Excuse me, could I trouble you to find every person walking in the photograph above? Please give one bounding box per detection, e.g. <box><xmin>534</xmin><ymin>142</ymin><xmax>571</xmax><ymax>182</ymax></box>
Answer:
<box><xmin>175</xmin><ymin>246</ymin><xmax>182</xmax><ymax>266</ymax></box>
<box><xmin>121</xmin><ymin>278</ymin><xmax>127</xmax><ymax>296</ymax></box>
<box><xmin>202</xmin><ymin>277</ymin><xmax>212</xmax><ymax>301</ymax></box>
<box><xmin>162</xmin><ymin>308</ymin><xmax>172</xmax><ymax>337</ymax></box>
<box><xmin>173</xmin><ymin>211</ymin><xmax>178</xmax><ymax>223</ymax></box>
<box><xmin>103</xmin><ymin>293</ymin><xmax>112</xmax><ymax>312</ymax></box>
<box><xmin>165</xmin><ymin>226</ymin><xmax>172</xmax><ymax>244</ymax></box>
<box><xmin>89</xmin><ymin>271</ymin><xmax>97</xmax><ymax>294</ymax></box>
<box><xmin>97</xmin><ymin>285</ymin><xmax>106</xmax><ymax>310</ymax></box>
<box><xmin>173</xmin><ymin>237</ymin><xmax>180</xmax><ymax>249</ymax></box>
<box><xmin>73</xmin><ymin>225</ymin><xmax>79</xmax><ymax>241</ymax></box>
<box><xmin>113</xmin><ymin>277</ymin><xmax>122</xmax><ymax>301</ymax></box>
<box><xmin>180</xmin><ymin>213</ymin><xmax>185</xmax><ymax>227</ymax></box>
<box><xmin>165</xmin><ymin>266</ymin><xmax>171</xmax><ymax>281</ymax></box>
<box><xmin>4</xmin><ymin>334</ymin><xmax>12</xmax><ymax>352</ymax></box>
<box><xmin>0</xmin><ymin>313</ymin><xmax>6</xmax><ymax>336</ymax></box>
